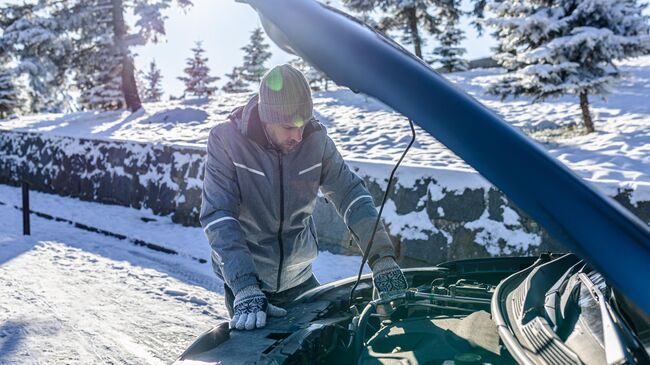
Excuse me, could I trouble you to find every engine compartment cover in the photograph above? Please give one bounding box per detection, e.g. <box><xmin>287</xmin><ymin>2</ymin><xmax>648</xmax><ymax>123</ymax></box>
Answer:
<box><xmin>360</xmin><ymin>311</ymin><xmax>502</xmax><ymax>365</ymax></box>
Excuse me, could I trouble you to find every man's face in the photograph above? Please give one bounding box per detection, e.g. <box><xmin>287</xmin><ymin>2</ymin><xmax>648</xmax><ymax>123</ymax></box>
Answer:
<box><xmin>263</xmin><ymin>119</ymin><xmax>306</xmax><ymax>154</ymax></box>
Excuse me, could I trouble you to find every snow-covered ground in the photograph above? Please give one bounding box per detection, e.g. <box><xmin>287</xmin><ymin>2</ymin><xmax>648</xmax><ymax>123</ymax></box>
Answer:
<box><xmin>2</xmin><ymin>56</ymin><xmax>650</xmax><ymax>363</ymax></box>
<box><xmin>0</xmin><ymin>184</ymin><xmax>368</xmax><ymax>364</ymax></box>
<box><xmin>2</xmin><ymin>56</ymin><xmax>650</xmax><ymax>201</ymax></box>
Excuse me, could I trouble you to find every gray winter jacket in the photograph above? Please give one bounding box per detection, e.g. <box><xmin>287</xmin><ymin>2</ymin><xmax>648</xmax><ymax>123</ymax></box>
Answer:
<box><xmin>200</xmin><ymin>95</ymin><xmax>396</xmax><ymax>294</ymax></box>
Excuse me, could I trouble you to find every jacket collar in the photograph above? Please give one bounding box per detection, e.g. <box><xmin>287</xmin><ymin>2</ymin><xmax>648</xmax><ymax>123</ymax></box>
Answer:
<box><xmin>229</xmin><ymin>94</ymin><xmax>322</xmax><ymax>150</ymax></box>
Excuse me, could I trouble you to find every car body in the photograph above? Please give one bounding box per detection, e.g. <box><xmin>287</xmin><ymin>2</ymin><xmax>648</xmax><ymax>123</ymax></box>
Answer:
<box><xmin>175</xmin><ymin>254</ymin><xmax>649</xmax><ymax>364</ymax></box>
<box><xmin>175</xmin><ymin>1</ymin><xmax>650</xmax><ymax>363</ymax></box>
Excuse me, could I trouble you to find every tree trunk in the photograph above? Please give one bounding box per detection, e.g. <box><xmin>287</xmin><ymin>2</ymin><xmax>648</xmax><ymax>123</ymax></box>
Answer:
<box><xmin>579</xmin><ymin>91</ymin><xmax>595</xmax><ymax>133</ymax></box>
<box><xmin>112</xmin><ymin>0</ymin><xmax>141</xmax><ymax>112</ymax></box>
<box><xmin>406</xmin><ymin>6</ymin><xmax>422</xmax><ymax>59</ymax></box>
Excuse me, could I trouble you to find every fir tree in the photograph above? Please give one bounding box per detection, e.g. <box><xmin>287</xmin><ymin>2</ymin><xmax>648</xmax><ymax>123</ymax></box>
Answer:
<box><xmin>239</xmin><ymin>27</ymin><xmax>272</xmax><ymax>83</ymax></box>
<box><xmin>343</xmin><ymin>0</ymin><xmax>463</xmax><ymax>59</ymax></box>
<box><xmin>73</xmin><ymin>28</ymin><xmax>125</xmax><ymax>110</ymax></box>
<box><xmin>0</xmin><ymin>65</ymin><xmax>20</xmax><ymax>119</ymax></box>
<box><xmin>221</xmin><ymin>66</ymin><xmax>250</xmax><ymax>93</ymax></box>
<box><xmin>142</xmin><ymin>60</ymin><xmax>164</xmax><ymax>102</ymax></box>
<box><xmin>135</xmin><ymin>68</ymin><xmax>147</xmax><ymax>99</ymax></box>
<box><xmin>432</xmin><ymin>20</ymin><xmax>468</xmax><ymax>72</ymax></box>
<box><xmin>0</xmin><ymin>4</ymin><xmax>71</xmax><ymax>113</ymax></box>
<box><xmin>0</xmin><ymin>0</ymin><xmax>193</xmax><ymax>113</ymax></box>
<box><xmin>178</xmin><ymin>41</ymin><xmax>219</xmax><ymax>98</ymax></box>
<box><xmin>486</xmin><ymin>0</ymin><xmax>650</xmax><ymax>133</ymax></box>
<box><xmin>107</xmin><ymin>0</ymin><xmax>192</xmax><ymax>110</ymax></box>
<box><xmin>289</xmin><ymin>58</ymin><xmax>331</xmax><ymax>91</ymax></box>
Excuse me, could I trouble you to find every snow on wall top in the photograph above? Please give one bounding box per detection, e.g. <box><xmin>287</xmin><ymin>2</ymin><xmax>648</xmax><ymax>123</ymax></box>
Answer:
<box><xmin>2</xmin><ymin>56</ymin><xmax>650</xmax><ymax>201</ymax></box>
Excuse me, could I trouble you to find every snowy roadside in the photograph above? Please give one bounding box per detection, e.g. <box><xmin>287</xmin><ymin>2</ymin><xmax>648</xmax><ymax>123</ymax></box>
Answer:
<box><xmin>3</xmin><ymin>56</ymin><xmax>650</xmax><ymax>202</ymax></box>
<box><xmin>0</xmin><ymin>184</ymin><xmax>368</xmax><ymax>364</ymax></box>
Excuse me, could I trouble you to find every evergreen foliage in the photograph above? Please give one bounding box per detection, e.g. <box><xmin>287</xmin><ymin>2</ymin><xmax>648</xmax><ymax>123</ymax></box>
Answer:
<box><xmin>342</xmin><ymin>0</ymin><xmax>463</xmax><ymax>60</ymax></box>
<box><xmin>239</xmin><ymin>27</ymin><xmax>272</xmax><ymax>83</ymax></box>
<box><xmin>222</xmin><ymin>66</ymin><xmax>250</xmax><ymax>93</ymax></box>
<box><xmin>432</xmin><ymin>20</ymin><xmax>468</xmax><ymax>72</ymax></box>
<box><xmin>289</xmin><ymin>58</ymin><xmax>331</xmax><ymax>91</ymax></box>
<box><xmin>0</xmin><ymin>0</ymin><xmax>193</xmax><ymax>113</ymax></box>
<box><xmin>51</xmin><ymin>0</ymin><xmax>127</xmax><ymax>110</ymax></box>
<box><xmin>178</xmin><ymin>41</ymin><xmax>219</xmax><ymax>98</ymax></box>
<box><xmin>0</xmin><ymin>3</ymin><xmax>71</xmax><ymax>112</ymax></box>
<box><xmin>142</xmin><ymin>60</ymin><xmax>164</xmax><ymax>102</ymax></box>
<box><xmin>486</xmin><ymin>0</ymin><xmax>650</xmax><ymax>132</ymax></box>
<box><xmin>0</xmin><ymin>64</ymin><xmax>20</xmax><ymax>119</ymax></box>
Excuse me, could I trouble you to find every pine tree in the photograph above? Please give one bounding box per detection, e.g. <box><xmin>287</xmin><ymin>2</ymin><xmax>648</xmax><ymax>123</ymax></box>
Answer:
<box><xmin>0</xmin><ymin>4</ymin><xmax>71</xmax><ymax>113</ymax></box>
<box><xmin>73</xmin><ymin>26</ymin><xmax>125</xmax><ymax>110</ymax></box>
<box><xmin>135</xmin><ymin>68</ymin><xmax>147</xmax><ymax>99</ymax></box>
<box><xmin>178</xmin><ymin>41</ymin><xmax>219</xmax><ymax>98</ymax></box>
<box><xmin>0</xmin><ymin>0</ymin><xmax>193</xmax><ymax>113</ymax></box>
<box><xmin>486</xmin><ymin>0</ymin><xmax>650</xmax><ymax>133</ymax></box>
<box><xmin>432</xmin><ymin>20</ymin><xmax>468</xmax><ymax>72</ymax></box>
<box><xmin>240</xmin><ymin>27</ymin><xmax>272</xmax><ymax>83</ymax></box>
<box><xmin>107</xmin><ymin>0</ymin><xmax>192</xmax><ymax>111</ymax></box>
<box><xmin>343</xmin><ymin>0</ymin><xmax>463</xmax><ymax>60</ymax></box>
<box><xmin>221</xmin><ymin>66</ymin><xmax>250</xmax><ymax>93</ymax></box>
<box><xmin>142</xmin><ymin>60</ymin><xmax>164</xmax><ymax>102</ymax></box>
<box><xmin>289</xmin><ymin>58</ymin><xmax>331</xmax><ymax>91</ymax></box>
<box><xmin>0</xmin><ymin>65</ymin><xmax>20</xmax><ymax>119</ymax></box>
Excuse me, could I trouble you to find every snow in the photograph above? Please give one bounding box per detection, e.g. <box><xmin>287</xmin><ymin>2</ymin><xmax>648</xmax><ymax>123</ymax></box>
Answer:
<box><xmin>502</xmin><ymin>206</ymin><xmax>521</xmax><ymax>226</ymax></box>
<box><xmin>464</xmin><ymin>209</ymin><xmax>542</xmax><ymax>256</ymax></box>
<box><xmin>381</xmin><ymin>200</ymin><xmax>437</xmax><ymax>241</ymax></box>
<box><xmin>0</xmin><ymin>185</ymin><xmax>369</xmax><ymax>363</ymax></box>
<box><xmin>2</xmin><ymin>57</ymin><xmax>650</xmax><ymax>204</ymax></box>
<box><xmin>2</xmin><ymin>54</ymin><xmax>650</xmax><ymax>363</ymax></box>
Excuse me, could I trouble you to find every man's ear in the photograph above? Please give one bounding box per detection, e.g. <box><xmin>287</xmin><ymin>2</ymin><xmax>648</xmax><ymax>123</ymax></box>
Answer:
<box><xmin>261</xmin><ymin>122</ymin><xmax>276</xmax><ymax>149</ymax></box>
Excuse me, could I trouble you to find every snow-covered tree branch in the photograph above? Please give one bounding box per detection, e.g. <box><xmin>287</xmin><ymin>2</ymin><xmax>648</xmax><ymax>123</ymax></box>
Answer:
<box><xmin>486</xmin><ymin>0</ymin><xmax>650</xmax><ymax>133</ymax></box>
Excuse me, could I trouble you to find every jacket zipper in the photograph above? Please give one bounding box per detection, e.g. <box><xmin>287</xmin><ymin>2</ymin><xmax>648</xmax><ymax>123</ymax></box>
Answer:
<box><xmin>276</xmin><ymin>152</ymin><xmax>285</xmax><ymax>292</ymax></box>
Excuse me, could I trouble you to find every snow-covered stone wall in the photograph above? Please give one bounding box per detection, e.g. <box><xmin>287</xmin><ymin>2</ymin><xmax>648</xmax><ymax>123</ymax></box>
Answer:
<box><xmin>0</xmin><ymin>130</ymin><xmax>205</xmax><ymax>224</ymax></box>
<box><xmin>2</xmin><ymin>130</ymin><xmax>648</xmax><ymax>267</ymax></box>
<box><xmin>319</xmin><ymin>161</ymin><xmax>561</xmax><ymax>266</ymax></box>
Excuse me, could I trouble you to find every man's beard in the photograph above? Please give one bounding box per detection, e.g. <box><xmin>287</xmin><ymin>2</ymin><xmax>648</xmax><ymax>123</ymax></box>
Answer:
<box><xmin>282</xmin><ymin>140</ymin><xmax>299</xmax><ymax>153</ymax></box>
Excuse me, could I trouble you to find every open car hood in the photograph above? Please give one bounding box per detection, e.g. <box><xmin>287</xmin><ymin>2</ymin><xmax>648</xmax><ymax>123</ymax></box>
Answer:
<box><xmin>239</xmin><ymin>0</ymin><xmax>650</xmax><ymax>313</ymax></box>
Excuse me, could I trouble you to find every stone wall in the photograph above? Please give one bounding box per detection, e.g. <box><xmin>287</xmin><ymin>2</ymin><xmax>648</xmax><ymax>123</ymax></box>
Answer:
<box><xmin>0</xmin><ymin>131</ymin><xmax>204</xmax><ymax>225</ymax></box>
<box><xmin>2</xmin><ymin>130</ymin><xmax>648</xmax><ymax>267</ymax></box>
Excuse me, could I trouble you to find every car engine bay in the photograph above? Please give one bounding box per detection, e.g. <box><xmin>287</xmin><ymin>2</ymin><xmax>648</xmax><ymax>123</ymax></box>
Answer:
<box><xmin>176</xmin><ymin>257</ymin><xmax>537</xmax><ymax>364</ymax></box>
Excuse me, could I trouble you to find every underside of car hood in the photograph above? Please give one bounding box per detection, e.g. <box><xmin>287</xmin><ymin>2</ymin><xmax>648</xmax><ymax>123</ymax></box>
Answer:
<box><xmin>238</xmin><ymin>0</ymin><xmax>650</xmax><ymax>314</ymax></box>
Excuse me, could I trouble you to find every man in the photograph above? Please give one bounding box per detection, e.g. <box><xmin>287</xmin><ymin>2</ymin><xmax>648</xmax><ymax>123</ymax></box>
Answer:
<box><xmin>200</xmin><ymin>64</ymin><xmax>407</xmax><ymax>331</ymax></box>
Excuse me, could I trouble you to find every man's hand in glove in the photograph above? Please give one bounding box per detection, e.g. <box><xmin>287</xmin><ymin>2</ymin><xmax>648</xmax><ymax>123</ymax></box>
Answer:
<box><xmin>230</xmin><ymin>285</ymin><xmax>287</xmax><ymax>330</ymax></box>
<box><xmin>371</xmin><ymin>256</ymin><xmax>408</xmax><ymax>296</ymax></box>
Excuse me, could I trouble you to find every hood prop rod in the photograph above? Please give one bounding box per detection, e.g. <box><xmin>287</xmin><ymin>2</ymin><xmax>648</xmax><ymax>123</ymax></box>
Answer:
<box><xmin>348</xmin><ymin>118</ymin><xmax>416</xmax><ymax>307</ymax></box>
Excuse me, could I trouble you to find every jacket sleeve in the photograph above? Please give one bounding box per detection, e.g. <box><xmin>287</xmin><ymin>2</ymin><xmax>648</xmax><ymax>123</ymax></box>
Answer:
<box><xmin>200</xmin><ymin>127</ymin><xmax>259</xmax><ymax>294</ymax></box>
<box><xmin>319</xmin><ymin>135</ymin><xmax>396</xmax><ymax>267</ymax></box>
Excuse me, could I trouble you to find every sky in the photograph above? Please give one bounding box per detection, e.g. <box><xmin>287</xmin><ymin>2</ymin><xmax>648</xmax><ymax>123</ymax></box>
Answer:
<box><xmin>132</xmin><ymin>0</ymin><xmax>497</xmax><ymax>98</ymax></box>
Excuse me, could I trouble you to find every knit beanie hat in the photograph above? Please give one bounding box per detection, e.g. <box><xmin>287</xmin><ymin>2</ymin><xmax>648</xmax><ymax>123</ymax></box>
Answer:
<box><xmin>258</xmin><ymin>64</ymin><xmax>313</xmax><ymax>126</ymax></box>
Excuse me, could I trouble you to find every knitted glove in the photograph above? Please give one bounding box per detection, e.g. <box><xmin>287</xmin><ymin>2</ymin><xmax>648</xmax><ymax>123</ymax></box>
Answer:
<box><xmin>371</xmin><ymin>257</ymin><xmax>408</xmax><ymax>295</ymax></box>
<box><xmin>230</xmin><ymin>285</ymin><xmax>287</xmax><ymax>330</ymax></box>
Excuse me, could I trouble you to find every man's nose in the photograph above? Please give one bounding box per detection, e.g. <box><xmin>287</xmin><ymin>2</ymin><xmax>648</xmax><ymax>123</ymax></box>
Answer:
<box><xmin>292</xmin><ymin>129</ymin><xmax>303</xmax><ymax>142</ymax></box>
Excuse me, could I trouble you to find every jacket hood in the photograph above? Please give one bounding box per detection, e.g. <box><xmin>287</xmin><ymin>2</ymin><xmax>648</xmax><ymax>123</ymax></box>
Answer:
<box><xmin>228</xmin><ymin>94</ymin><xmax>272</xmax><ymax>149</ymax></box>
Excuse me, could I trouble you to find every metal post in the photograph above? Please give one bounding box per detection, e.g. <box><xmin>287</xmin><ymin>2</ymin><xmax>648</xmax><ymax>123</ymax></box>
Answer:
<box><xmin>22</xmin><ymin>181</ymin><xmax>30</xmax><ymax>235</ymax></box>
